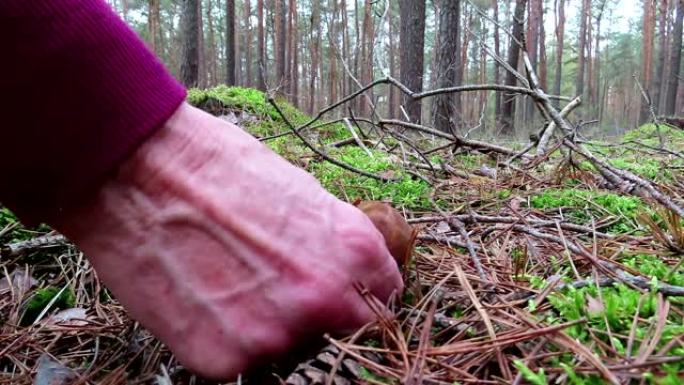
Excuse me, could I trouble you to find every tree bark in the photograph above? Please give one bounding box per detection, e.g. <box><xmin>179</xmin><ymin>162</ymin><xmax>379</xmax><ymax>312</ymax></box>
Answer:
<box><xmin>360</xmin><ymin>0</ymin><xmax>375</xmax><ymax>116</ymax></box>
<box><xmin>576</xmin><ymin>0</ymin><xmax>590</xmax><ymax>99</ymax></box>
<box><xmin>538</xmin><ymin>0</ymin><xmax>547</xmax><ymax>90</ymax></box>
<box><xmin>341</xmin><ymin>0</ymin><xmax>350</xmax><ymax>97</ymax></box>
<box><xmin>244</xmin><ymin>0</ymin><xmax>253</xmax><ymax>88</ymax></box>
<box><xmin>275</xmin><ymin>0</ymin><xmax>287</xmax><ymax>92</ymax></box>
<box><xmin>225</xmin><ymin>0</ymin><xmax>236</xmax><ymax>85</ymax></box>
<box><xmin>493</xmin><ymin>0</ymin><xmax>502</xmax><ymax>120</ymax></box>
<box><xmin>653</xmin><ymin>0</ymin><xmax>670</xmax><ymax>114</ymax></box>
<box><xmin>257</xmin><ymin>0</ymin><xmax>266</xmax><ymax>90</ymax></box>
<box><xmin>526</xmin><ymin>0</ymin><xmax>541</xmax><ymax>121</ymax></box>
<box><xmin>205</xmin><ymin>0</ymin><xmax>217</xmax><ymax>86</ymax></box>
<box><xmin>148</xmin><ymin>0</ymin><xmax>162</xmax><ymax>56</ymax></box>
<box><xmin>388</xmin><ymin>2</ymin><xmax>398</xmax><ymax>119</ymax></box>
<box><xmin>328</xmin><ymin>0</ymin><xmax>339</xmax><ymax>109</ymax></box>
<box><xmin>501</xmin><ymin>0</ymin><xmax>527</xmax><ymax>135</ymax></box>
<box><xmin>399</xmin><ymin>0</ymin><xmax>426</xmax><ymax>123</ymax></box>
<box><xmin>308</xmin><ymin>0</ymin><xmax>321</xmax><ymax>114</ymax></box>
<box><xmin>592</xmin><ymin>1</ymin><xmax>606</xmax><ymax>108</ymax></box>
<box><xmin>434</xmin><ymin>0</ymin><xmax>461</xmax><ymax>134</ymax></box>
<box><xmin>289</xmin><ymin>0</ymin><xmax>298</xmax><ymax>106</ymax></box>
<box><xmin>639</xmin><ymin>0</ymin><xmax>657</xmax><ymax>124</ymax></box>
<box><xmin>665</xmin><ymin>0</ymin><xmax>684</xmax><ymax>115</ymax></box>
<box><xmin>553</xmin><ymin>0</ymin><xmax>565</xmax><ymax>109</ymax></box>
<box><xmin>180</xmin><ymin>0</ymin><xmax>200</xmax><ymax>87</ymax></box>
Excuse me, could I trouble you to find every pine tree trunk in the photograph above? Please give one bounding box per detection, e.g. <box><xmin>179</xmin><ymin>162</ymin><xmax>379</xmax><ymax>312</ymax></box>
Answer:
<box><xmin>653</xmin><ymin>0</ymin><xmax>669</xmax><ymax>114</ymax></box>
<box><xmin>328</xmin><ymin>0</ymin><xmax>339</xmax><ymax>111</ymax></box>
<box><xmin>576</xmin><ymin>0</ymin><xmax>590</xmax><ymax>100</ymax></box>
<box><xmin>244</xmin><ymin>0</ymin><xmax>253</xmax><ymax>88</ymax></box>
<box><xmin>225</xmin><ymin>0</ymin><xmax>236</xmax><ymax>85</ymax></box>
<box><xmin>180</xmin><ymin>0</ymin><xmax>200</xmax><ymax>87</ymax></box>
<box><xmin>538</xmin><ymin>0</ymin><xmax>547</xmax><ymax>90</ymax></box>
<box><xmin>257</xmin><ymin>0</ymin><xmax>266</xmax><ymax>90</ymax></box>
<box><xmin>434</xmin><ymin>0</ymin><xmax>461</xmax><ymax>134</ymax></box>
<box><xmin>275</xmin><ymin>0</ymin><xmax>287</xmax><ymax>92</ymax></box>
<box><xmin>493</xmin><ymin>0</ymin><xmax>502</xmax><ymax>121</ymax></box>
<box><xmin>341</xmin><ymin>0</ymin><xmax>350</xmax><ymax>97</ymax></box>
<box><xmin>553</xmin><ymin>0</ymin><xmax>565</xmax><ymax>109</ymax></box>
<box><xmin>665</xmin><ymin>0</ymin><xmax>684</xmax><ymax>115</ymax></box>
<box><xmin>205</xmin><ymin>0</ymin><xmax>217</xmax><ymax>86</ymax></box>
<box><xmin>197</xmin><ymin>0</ymin><xmax>206</xmax><ymax>87</ymax></box>
<box><xmin>148</xmin><ymin>0</ymin><xmax>162</xmax><ymax>56</ymax></box>
<box><xmin>639</xmin><ymin>0</ymin><xmax>656</xmax><ymax>124</ymax></box>
<box><xmin>501</xmin><ymin>0</ymin><xmax>527</xmax><ymax>135</ymax></box>
<box><xmin>289</xmin><ymin>0</ymin><xmax>298</xmax><ymax>106</ymax></box>
<box><xmin>388</xmin><ymin>2</ymin><xmax>398</xmax><ymax>119</ymax></box>
<box><xmin>399</xmin><ymin>0</ymin><xmax>426</xmax><ymax>123</ymax></box>
<box><xmin>526</xmin><ymin>0</ymin><xmax>541</xmax><ymax>121</ymax></box>
<box><xmin>308</xmin><ymin>0</ymin><xmax>321</xmax><ymax>114</ymax></box>
<box><xmin>360</xmin><ymin>0</ymin><xmax>375</xmax><ymax>116</ymax></box>
<box><xmin>592</xmin><ymin>1</ymin><xmax>606</xmax><ymax>111</ymax></box>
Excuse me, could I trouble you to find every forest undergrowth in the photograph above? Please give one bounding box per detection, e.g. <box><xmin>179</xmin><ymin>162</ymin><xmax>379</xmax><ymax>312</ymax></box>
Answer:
<box><xmin>1</xmin><ymin>85</ymin><xmax>684</xmax><ymax>385</ymax></box>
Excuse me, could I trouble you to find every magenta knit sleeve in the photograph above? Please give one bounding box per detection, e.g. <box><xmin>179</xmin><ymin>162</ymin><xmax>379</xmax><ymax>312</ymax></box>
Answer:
<box><xmin>0</xmin><ymin>0</ymin><xmax>187</xmax><ymax>224</ymax></box>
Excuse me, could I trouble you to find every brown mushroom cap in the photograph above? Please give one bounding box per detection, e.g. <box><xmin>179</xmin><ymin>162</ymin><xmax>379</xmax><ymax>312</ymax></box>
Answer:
<box><xmin>354</xmin><ymin>200</ymin><xmax>416</xmax><ymax>269</ymax></box>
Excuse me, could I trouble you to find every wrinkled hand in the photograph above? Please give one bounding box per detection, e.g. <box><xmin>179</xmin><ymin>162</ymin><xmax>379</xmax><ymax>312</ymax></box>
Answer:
<box><xmin>54</xmin><ymin>103</ymin><xmax>403</xmax><ymax>379</ymax></box>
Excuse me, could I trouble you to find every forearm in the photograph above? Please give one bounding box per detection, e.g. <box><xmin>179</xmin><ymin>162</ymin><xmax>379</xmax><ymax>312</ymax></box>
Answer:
<box><xmin>0</xmin><ymin>0</ymin><xmax>186</xmax><ymax>224</ymax></box>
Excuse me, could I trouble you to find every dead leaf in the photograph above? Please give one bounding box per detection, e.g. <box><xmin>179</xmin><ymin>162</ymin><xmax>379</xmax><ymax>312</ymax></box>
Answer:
<box><xmin>0</xmin><ymin>267</ymin><xmax>38</xmax><ymax>296</ymax></box>
<box><xmin>435</xmin><ymin>221</ymin><xmax>451</xmax><ymax>234</ymax></box>
<box><xmin>45</xmin><ymin>308</ymin><xmax>89</xmax><ymax>326</ymax></box>
<box><xmin>585</xmin><ymin>294</ymin><xmax>605</xmax><ymax>317</ymax></box>
<box><xmin>33</xmin><ymin>354</ymin><xmax>76</xmax><ymax>385</ymax></box>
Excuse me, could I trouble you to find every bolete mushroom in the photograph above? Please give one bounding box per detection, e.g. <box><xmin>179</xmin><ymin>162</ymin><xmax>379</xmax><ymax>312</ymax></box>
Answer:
<box><xmin>354</xmin><ymin>200</ymin><xmax>417</xmax><ymax>269</ymax></box>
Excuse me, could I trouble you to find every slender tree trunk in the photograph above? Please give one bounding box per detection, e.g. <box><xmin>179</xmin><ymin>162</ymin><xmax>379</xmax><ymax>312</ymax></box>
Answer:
<box><xmin>205</xmin><ymin>0</ymin><xmax>217</xmax><ymax>86</ymax></box>
<box><xmin>526</xmin><ymin>0</ymin><xmax>541</xmax><ymax>121</ymax></box>
<box><xmin>148</xmin><ymin>0</ymin><xmax>162</xmax><ymax>56</ymax></box>
<box><xmin>434</xmin><ymin>0</ymin><xmax>461</xmax><ymax>134</ymax></box>
<box><xmin>244</xmin><ymin>0</ymin><xmax>253</xmax><ymax>88</ymax></box>
<box><xmin>257</xmin><ymin>0</ymin><xmax>266</xmax><ymax>90</ymax></box>
<box><xmin>275</xmin><ymin>0</ymin><xmax>287</xmax><ymax>92</ymax></box>
<box><xmin>388</xmin><ymin>3</ymin><xmax>398</xmax><ymax>119</ymax></box>
<box><xmin>553</xmin><ymin>0</ymin><xmax>565</xmax><ymax>109</ymax></box>
<box><xmin>493</xmin><ymin>0</ymin><xmax>502</xmax><ymax>121</ymax></box>
<box><xmin>341</xmin><ymin>0</ymin><xmax>350</xmax><ymax>97</ymax></box>
<box><xmin>653</xmin><ymin>0</ymin><xmax>669</xmax><ymax>114</ymax></box>
<box><xmin>592</xmin><ymin>1</ymin><xmax>606</xmax><ymax>110</ymax></box>
<box><xmin>576</xmin><ymin>0</ymin><xmax>590</xmax><ymax>99</ymax></box>
<box><xmin>328</xmin><ymin>0</ymin><xmax>339</xmax><ymax>109</ymax></box>
<box><xmin>460</xmin><ymin>4</ymin><xmax>470</xmax><ymax>123</ymax></box>
<box><xmin>399</xmin><ymin>0</ymin><xmax>426</xmax><ymax>123</ymax></box>
<box><xmin>308</xmin><ymin>0</ymin><xmax>321</xmax><ymax>114</ymax></box>
<box><xmin>538</xmin><ymin>0</ymin><xmax>547</xmax><ymax>90</ymax></box>
<box><xmin>198</xmin><ymin>0</ymin><xmax>206</xmax><ymax>87</ymax></box>
<box><xmin>289</xmin><ymin>0</ymin><xmax>298</xmax><ymax>106</ymax></box>
<box><xmin>360</xmin><ymin>0</ymin><xmax>375</xmax><ymax>116</ymax></box>
<box><xmin>225</xmin><ymin>0</ymin><xmax>236</xmax><ymax>85</ymax></box>
<box><xmin>665</xmin><ymin>0</ymin><xmax>684</xmax><ymax>115</ymax></box>
<box><xmin>180</xmin><ymin>0</ymin><xmax>200</xmax><ymax>87</ymax></box>
<box><xmin>501</xmin><ymin>0</ymin><xmax>527</xmax><ymax>135</ymax></box>
<box><xmin>639</xmin><ymin>0</ymin><xmax>656</xmax><ymax>124</ymax></box>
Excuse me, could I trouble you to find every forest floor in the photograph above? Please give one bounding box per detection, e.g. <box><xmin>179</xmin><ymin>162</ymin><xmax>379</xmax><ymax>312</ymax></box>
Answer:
<box><xmin>2</xmin><ymin>86</ymin><xmax>684</xmax><ymax>385</ymax></box>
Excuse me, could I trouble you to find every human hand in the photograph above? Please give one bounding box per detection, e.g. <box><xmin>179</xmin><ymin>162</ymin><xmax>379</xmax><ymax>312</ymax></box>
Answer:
<box><xmin>53</xmin><ymin>103</ymin><xmax>403</xmax><ymax>379</ymax></box>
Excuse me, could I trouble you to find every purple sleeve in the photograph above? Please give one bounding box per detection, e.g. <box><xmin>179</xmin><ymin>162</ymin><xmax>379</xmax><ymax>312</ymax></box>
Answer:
<box><xmin>0</xmin><ymin>0</ymin><xmax>187</xmax><ymax>224</ymax></box>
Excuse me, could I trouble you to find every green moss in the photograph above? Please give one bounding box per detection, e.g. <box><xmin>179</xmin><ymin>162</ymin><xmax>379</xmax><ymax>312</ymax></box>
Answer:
<box><xmin>513</xmin><ymin>361</ymin><xmax>547</xmax><ymax>385</ymax></box>
<box><xmin>21</xmin><ymin>286</ymin><xmax>76</xmax><ymax>325</ymax></box>
<box><xmin>530</xmin><ymin>188</ymin><xmax>647</xmax><ymax>233</ymax></box>
<box><xmin>309</xmin><ymin>147</ymin><xmax>430</xmax><ymax>209</ymax></box>
<box><xmin>623</xmin><ymin>123</ymin><xmax>684</xmax><ymax>143</ymax></box>
<box><xmin>622</xmin><ymin>254</ymin><xmax>684</xmax><ymax>286</ymax></box>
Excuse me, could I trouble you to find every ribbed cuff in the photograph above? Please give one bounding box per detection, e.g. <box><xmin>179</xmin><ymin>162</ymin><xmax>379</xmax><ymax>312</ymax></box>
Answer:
<box><xmin>0</xmin><ymin>0</ymin><xmax>187</xmax><ymax>225</ymax></box>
